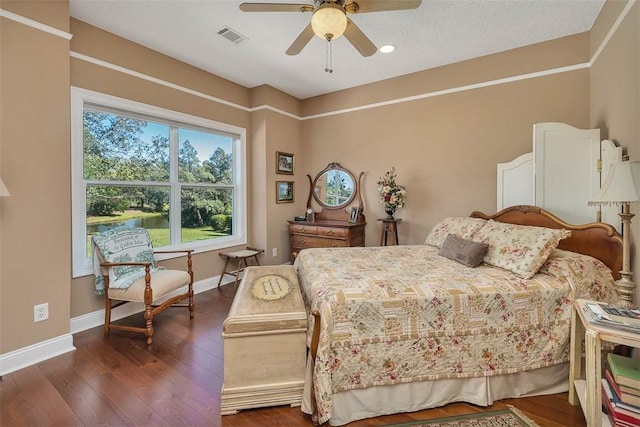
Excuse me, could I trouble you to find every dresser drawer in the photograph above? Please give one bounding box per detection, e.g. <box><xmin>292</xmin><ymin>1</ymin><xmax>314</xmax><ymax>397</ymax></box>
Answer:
<box><xmin>288</xmin><ymin>220</ymin><xmax>366</xmax><ymax>262</ymax></box>
<box><xmin>290</xmin><ymin>224</ymin><xmax>318</xmax><ymax>235</ymax></box>
<box><xmin>317</xmin><ymin>227</ymin><xmax>348</xmax><ymax>238</ymax></box>
<box><xmin>292</xmin><ymin>235</ymin><xmax>348</xmax><ymax>249</ymax></box>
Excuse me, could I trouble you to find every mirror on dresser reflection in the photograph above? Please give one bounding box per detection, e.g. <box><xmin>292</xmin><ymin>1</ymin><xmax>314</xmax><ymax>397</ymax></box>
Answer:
<box><xmin>310</xmin><ymin>163</ymin><xmax>357</xmax><ymax>210</ymax></box>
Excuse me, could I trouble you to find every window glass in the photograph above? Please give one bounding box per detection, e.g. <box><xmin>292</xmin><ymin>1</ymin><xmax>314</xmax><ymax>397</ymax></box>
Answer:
<box><xmin>84</xmin><ymin>111</ymin><xmax>170</xmax><ymax>181</ymax></box>
<box><xmin>180</xmin><ymin>187</ymin><xmax>233</xmax><ymax>244</ymax></box>
<box><xmin>72</xmin><ymin>88</ymin><xmax>247</xmax><ymax>277</ymax></box>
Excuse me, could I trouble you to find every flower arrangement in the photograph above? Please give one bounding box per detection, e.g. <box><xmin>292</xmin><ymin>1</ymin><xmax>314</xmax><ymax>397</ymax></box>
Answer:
<box><xmin>377</xmin><ymin>167</ymin><xmax>406</xmax><ymax>209</ymax></box>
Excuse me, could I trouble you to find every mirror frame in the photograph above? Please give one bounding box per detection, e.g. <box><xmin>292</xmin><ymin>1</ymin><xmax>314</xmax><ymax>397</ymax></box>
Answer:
<box><xmin>307</xmin><ymin>162</ymin><xmax>362</xmax><ymax>211</ymax></box>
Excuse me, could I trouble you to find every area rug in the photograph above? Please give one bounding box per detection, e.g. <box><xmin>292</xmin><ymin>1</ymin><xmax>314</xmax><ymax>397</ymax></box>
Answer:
<box><xmin>382</xmin><ymin>406</ymin><xmax>539</xmax><ymax>427</ymax></box>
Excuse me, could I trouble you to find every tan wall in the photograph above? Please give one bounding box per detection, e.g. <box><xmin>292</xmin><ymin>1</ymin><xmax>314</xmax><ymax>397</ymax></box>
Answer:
<box><xmin>0</xmin><ymin>0</ymin><xmax>71</xmax><ymax>352</ymax></box>
<box><xmin>249</xmin><ymin>86</ymin><xmax>303</xmax><ymax>264</ymax></box>
<box><xmin>303</xmin><ymin>33</ymin><xmax>590</xmax><ymax>117</ymax></box>
<box><xmin>590</xmin><ymin>0</ymin><xmax>640</xmax><ymax>304</ymax></box>
<box><xmin>301</xmin><ymin>38</ymin><xmax>592</xmax><ymax>248</ymax></box>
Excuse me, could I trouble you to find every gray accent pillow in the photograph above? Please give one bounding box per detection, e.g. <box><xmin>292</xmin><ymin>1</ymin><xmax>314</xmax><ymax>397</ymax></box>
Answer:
<box><xmin>438</xmin><ymin>234</ymin><xmax>489</xmax><ymax>268</ymax></box>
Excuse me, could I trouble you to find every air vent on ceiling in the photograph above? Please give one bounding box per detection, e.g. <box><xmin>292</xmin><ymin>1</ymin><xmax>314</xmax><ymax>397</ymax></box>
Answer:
<box><xmin>218</xmin><ymin>26</ymin><xmax>247</xmax><ymax>44</ymax></box>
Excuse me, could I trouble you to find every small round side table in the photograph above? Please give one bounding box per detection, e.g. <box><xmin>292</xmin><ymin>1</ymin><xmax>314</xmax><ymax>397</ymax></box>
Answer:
<box><xmin>378</xmin><ymin>218</ymin><xmax>401</xmax><ymax>246</ymax></box>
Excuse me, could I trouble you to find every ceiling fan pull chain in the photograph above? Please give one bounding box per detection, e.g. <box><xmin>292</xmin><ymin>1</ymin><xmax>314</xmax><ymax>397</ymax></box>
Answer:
<box><xmin>325</xmin><ymin>36</ymin><xmax>334</xmax><ymax>73</ymax></box>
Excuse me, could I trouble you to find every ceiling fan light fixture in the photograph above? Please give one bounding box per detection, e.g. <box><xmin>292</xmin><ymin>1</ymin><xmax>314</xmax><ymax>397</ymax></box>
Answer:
<box><xmin>311</xmin><ymin>3</ymin><xmax>347</xmax><ymax>40</ymax></box>
<box><xmin>379</xmin><ymin>44</ymin><xmax>396</xmax><ymax>53</ymax></box>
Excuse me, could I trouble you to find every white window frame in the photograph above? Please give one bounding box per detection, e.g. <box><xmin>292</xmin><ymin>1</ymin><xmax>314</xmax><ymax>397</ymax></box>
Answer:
<box><xmin>71</xmin><ymin>87</ymin><xmax>247</xmax><ymax>278</ymax></box>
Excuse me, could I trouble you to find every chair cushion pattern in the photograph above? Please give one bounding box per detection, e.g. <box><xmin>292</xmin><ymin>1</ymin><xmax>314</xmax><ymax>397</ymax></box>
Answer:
<box><xmin>92</xmin><ymin>227</ymin><xmax>164</xmax><ymax>295</ymax></box>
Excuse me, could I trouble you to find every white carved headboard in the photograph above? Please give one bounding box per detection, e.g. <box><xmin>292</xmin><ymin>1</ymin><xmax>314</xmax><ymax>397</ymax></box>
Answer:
<box><xmin>497</xmin><ymin>122</ymin><xmax>622</xmax><ymax>231</ymax></box>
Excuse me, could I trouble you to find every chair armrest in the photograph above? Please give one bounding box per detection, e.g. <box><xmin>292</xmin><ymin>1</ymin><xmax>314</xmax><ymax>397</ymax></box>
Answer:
<box><xmin>99</xmin><ymin>261</ymin><xmax>153</xmax><ymax>268</ymax></box>
<box><xmin>153</xmin><ymin>249</ymin><xmax>194</xmax><ymax>255</ymax></box>
<box><xmin>152</xmin><ymin>250</ymin><xmax>193</xmax><ymax>278</ymax></box>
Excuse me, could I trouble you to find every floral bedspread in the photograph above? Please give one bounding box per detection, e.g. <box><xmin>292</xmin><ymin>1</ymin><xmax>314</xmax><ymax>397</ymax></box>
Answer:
<box><xmin>294</xmin><ymin>245</ymin><xmax>618</xmax><ymax>425</ymax></box>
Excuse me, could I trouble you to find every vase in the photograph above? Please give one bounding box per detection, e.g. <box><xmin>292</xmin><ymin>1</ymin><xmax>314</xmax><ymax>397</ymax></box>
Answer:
<box><xmin>384</xmin><ymin>204</ymin><xmax>397</xmax><ymax>220</ymax></box>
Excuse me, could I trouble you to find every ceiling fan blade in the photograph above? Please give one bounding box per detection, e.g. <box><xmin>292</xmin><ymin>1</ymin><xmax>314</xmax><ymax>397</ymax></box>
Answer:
<box><xmin>286</xmin><ymin>23</ymin><xmax>315</xmax><ymax>55</ymax></box>
<box><xmin>239</xmin><ymin>3</ymin><xmax>314</xmax><ymax>13</ymax></box>
<box><xmin>343</xmin><ymin>19</ymin><xmax>377</xmax><ymax>57</ymax></box>
<box><xmin>345</xmin><ymin>0</ymin><xmax>421</xmax><ymax>13</ymax></box>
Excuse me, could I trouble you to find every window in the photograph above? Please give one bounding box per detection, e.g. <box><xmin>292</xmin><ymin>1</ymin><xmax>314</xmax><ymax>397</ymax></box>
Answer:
<box><xmin>72</xmin><ymin>88</ymin><xmax>247</xmax><ymax>277</ymax></box>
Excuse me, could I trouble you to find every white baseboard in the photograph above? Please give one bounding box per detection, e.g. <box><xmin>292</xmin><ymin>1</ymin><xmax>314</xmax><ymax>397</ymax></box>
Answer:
<box><xmin>1</xmin><ymin>275</ymin><xmax>231</xmax><ymax>377</ymax></box>
<box><xmin>0</xmin><ymin>334</ymin><xmax>75</xmax><ymax>377</ymax></box>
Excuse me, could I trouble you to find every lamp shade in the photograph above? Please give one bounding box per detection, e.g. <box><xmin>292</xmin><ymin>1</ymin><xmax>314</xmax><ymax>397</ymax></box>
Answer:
<box><xmin>589</xmin><ymin>160</ymin><xmax>640</xmax><ymax>206</ymax></box>
<box><xmin>311</xmin><ymin>3</ymin><xmax>347</xmax><ymax>40</ymax></box>
<box><xmin>0</xmin><ymin>178</ymin><xmax>10</xmax><ymax>197</ymax></box>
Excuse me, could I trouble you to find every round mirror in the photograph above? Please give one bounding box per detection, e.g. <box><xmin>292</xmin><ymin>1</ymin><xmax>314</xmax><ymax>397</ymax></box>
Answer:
<box><xmin>312</xmin><ymin>163</ymin><xmax>357</xmax><ymax>209</ymax></box>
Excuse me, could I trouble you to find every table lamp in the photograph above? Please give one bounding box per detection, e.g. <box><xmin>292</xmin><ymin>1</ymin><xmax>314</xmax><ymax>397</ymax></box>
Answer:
<box><xmin>589</xmin><ymin>160</ymin><xmax>640</xmax><ymax>308</ymax></box>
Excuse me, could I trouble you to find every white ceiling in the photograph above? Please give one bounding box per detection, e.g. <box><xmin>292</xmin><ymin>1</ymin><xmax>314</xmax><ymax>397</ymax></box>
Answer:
<box><xmin>69</xmin><ymin>0</ymin><xmax>606</xmax><ymax>100</ymax></box>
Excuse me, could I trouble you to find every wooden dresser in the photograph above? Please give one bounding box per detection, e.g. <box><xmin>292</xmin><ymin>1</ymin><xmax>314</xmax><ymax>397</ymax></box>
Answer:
<box><xmin>290</xmin><ymin>162</ymin><xmax>367</xmax><ymax>262</ymax></box>
<box><xmin>288</xmin><ymin>220</ymin><xmax>366</xmax><ymax>262</ymax></box>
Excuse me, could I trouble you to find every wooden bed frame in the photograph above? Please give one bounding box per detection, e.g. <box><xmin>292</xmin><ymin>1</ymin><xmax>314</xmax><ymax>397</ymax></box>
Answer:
<box><xmin>307</xmin><ymin>205</ymin><xmax>623</xmax><ymax>425</ymax></box>
<box><xmin>471</xmin><ymin>205</ymin><xmax>623</xmax><ymax>280</ymax></box>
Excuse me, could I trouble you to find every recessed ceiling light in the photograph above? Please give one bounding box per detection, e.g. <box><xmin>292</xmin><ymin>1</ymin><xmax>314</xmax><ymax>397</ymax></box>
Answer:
<box><xmin>379</xmin><ymin>44</ymin><xmax>396</xmax><ymax>54</ymax></box>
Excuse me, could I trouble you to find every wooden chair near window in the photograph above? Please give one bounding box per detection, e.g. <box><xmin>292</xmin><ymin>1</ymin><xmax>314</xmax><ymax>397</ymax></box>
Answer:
<box><xmin>92</xmin><ymin>227</ymin><xmax>194</xmax><ymax>345</ymax></box>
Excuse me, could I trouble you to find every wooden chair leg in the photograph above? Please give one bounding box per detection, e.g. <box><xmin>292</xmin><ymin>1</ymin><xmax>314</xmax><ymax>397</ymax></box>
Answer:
<box><xmin>188</xmin><ymin>283</ymin><xmax>195</xmax><ymax>319</ymax></box>
<box><xmin>104</xmin><ymin>294</ymin><xmax>111</xmax><ymax>337</ymax></box>
<box><xmin>144</xmin><ymin>305</ymin><xmax>154</xmax><ymax>345</ymax></box>
<box><xmin>187</xmin><ymin>252</ymin><xmax>194</xmax><ymax>319</ymax></box>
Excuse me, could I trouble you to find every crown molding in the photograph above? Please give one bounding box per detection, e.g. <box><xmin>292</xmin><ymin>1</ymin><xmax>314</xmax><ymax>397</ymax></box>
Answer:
<box><xmin>0</xmin><ymin>8</ymin><xmax>72</xmax><ymax>40</ymax></box>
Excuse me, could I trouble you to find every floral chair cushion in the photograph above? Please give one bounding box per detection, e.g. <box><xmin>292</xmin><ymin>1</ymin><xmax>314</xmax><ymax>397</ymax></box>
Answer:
<box><xmin>473</xmin><ymin>220</ymin><xmax>571</xmax><ymax>279</ymax></box>
<box><xmin>92</xmin><ymin>227</ymin><xmax>164</xmax><ymax>295</ymax></box>
<box><xmin>424</xmin><ymin>217</ymin><xmax>487</xmax><ymax>248</ymax></box>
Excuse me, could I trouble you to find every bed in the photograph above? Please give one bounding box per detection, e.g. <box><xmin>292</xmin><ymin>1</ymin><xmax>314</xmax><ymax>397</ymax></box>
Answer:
<box><xmin>294</xmin><ymin>205</ymin><xmax>623</xmax><ymax>426</ymax></box>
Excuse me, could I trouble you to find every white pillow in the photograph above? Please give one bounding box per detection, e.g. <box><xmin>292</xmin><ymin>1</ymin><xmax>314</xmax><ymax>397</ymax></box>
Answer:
<box><xmin>473</xmin><ymin>220</ymin><xmax>571</xmax><ymax>279</ymax></box>
<box><xmin>425</xmin><ymin>217</ymin><xmax>487</xmax><ymax>248</ymax></box>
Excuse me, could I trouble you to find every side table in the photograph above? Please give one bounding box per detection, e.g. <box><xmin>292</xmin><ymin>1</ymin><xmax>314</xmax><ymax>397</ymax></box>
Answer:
<box><xmin>378</xmin><ymin>218</ymin><xmax>401</xmax><ymax>246</ymax></box>
<box><xmin>568</xmin><ymin>299</ymin><xmax>640</xmax><ymax>427</ymax></box>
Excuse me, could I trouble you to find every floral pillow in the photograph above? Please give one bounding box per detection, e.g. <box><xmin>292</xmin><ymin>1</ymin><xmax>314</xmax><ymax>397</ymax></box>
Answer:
<box><xmin>424</xmin><ymin>217</ymin><xmax>487</xmax><ymax>248</ymax></box>
<box><xmin>539</xmin><ymin>249</ymin><xmax>619</xmax><ymax>304</ymax></box>
<box><xmin>473</xmin><ymin>220</ymin><xmax>571</xmax><ymax>279</ymax></box>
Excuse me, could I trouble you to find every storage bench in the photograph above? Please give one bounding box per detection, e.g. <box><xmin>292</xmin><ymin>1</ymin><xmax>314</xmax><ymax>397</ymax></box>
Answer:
<box><xmin>220</xmin><ymin>265</ymin><xmax>307</xmax><ymax>415</ymax></box>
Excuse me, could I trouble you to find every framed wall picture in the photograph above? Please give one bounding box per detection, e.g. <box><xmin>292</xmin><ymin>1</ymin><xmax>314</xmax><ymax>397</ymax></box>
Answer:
<box><xmin>349</xmin><ymin>206</ymin><xmax>362</xmax><ymax>223</ymax></box>
<box><xmin>276</xmin><ymin>181</ymin><xmax>294</xmax><ymax>203</ymax></box>
<box><xmin>276</xmin><ymin>151</ymin><xmax>294</xmax><ymax>175</ymax></box>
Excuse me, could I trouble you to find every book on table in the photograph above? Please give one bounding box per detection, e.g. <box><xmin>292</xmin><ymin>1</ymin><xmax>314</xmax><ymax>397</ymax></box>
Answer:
<box><xmin>605</xmin><ymin>365</ymin><xmax>640</xmax><ymax>408</ymax></box>
<box><xmin>621</xmin><ymin>383</ymin><xmax>640</xmax><ymax>398</ymax></box>
<box><xmin>601</xmin><ymin>305</ymin><xmax>640</xmax><ymax>326</ymax></box>
<box><xmin>602</xmin><ymin>378</ymin><xmax>640</xmax><ymax>426</ymax></box>
<box><xmin>608</xmin><ymin>353</ymin><xmax>640</xmax><ymax>390</ymax></box>
<box><xmin>585</xmin><ymin>302</ymin><xmax>640</xmax><ymax>332</ymax></box>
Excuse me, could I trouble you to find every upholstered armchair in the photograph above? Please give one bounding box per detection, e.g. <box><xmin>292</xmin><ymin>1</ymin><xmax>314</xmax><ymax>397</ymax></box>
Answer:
<box><xmin>92</xmin><ymin>227</ymin><xmax>194</xmax><ymax>345</ymax></box>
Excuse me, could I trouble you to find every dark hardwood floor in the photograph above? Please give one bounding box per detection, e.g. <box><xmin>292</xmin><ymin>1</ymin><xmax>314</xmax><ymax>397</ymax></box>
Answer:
<box><xmin>1</xmin><ymin>285</ymin><xmax>588</xmax><ymax>426</ymax></box>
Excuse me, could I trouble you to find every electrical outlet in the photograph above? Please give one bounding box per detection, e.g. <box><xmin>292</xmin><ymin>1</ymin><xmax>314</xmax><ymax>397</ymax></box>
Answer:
<box><xmin>34</xmin><ymin>303</ymin><xmax>49</xmax><ymax>322</ymax></box>
<box><xmin>272</xmin><ymin>247</ymin><xmax>278</xmax><ymax>257</ymax></box>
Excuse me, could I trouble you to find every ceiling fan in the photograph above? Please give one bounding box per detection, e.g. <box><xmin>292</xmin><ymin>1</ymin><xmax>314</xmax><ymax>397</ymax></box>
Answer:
<box><xmin>239</xmin><ymin>0</ymin><xmax>422</xmax><ymax>57</ymax></box>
